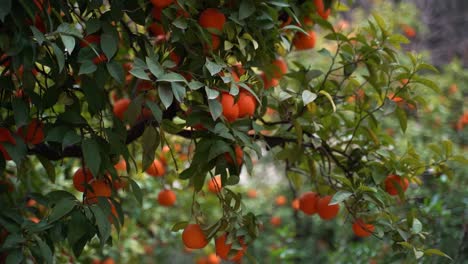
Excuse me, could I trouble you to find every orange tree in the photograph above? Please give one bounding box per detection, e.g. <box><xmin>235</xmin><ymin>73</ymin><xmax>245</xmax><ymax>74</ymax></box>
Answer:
<box><xmin>0</xmin><ymin>0</ymin><xmax>465</xmax><ymax>263</ymax></box>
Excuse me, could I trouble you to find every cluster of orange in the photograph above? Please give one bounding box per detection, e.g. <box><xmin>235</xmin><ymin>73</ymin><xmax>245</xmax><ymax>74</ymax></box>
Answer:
<box><xmin>182</xmin><ymin>223</ymin><xmax>248</xmax><ymax>262</ymax></box>
<box><xmin>0</xmin><ymin>119</ymin><xmax>45</xmax><ymax>161</ymax></box>
<box><xmin>455</xmin><ymin>111</ymin><xmax>468</xmax><ymax>131</ymax></box>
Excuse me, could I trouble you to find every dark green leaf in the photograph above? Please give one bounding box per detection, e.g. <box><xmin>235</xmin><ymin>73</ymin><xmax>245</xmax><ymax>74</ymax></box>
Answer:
<box><xmin>60</xmin><ymin>35</ymin><xmax>76</xmax><ymax>54</ymax></box>
<box><xmin>145</xmin><ymin>100</ymin><xmax>162</xmax><ymax>123</ymax></box>
<box><xmin>171</xmin><ymin>221</ymin><xmax>188</xmax><ymax>231</ymax></box>
<box><xmin>35</xmin><ymin>236</ymin><xmax>53</xmax><ymax>264</ymax></box>
<box><xmin>208</xmin><ymin>99</ymin><xmax>222</xmax><ymax>120</ymax></box>
<box><xmin>48</xmin><ymin>199</ymin><xmax>76</xmax><ymax>223</ymax></box>
<box><xmin>171</xmin><ymin>82</ymin><xmax>186</xmax><ymax>102</ymax></box>
<box><xmin>0</xmin><ymin>0</ymin><xmax>11</xmax><ymax>22</ymax></box>
<box><xmin>239</xmin><ymin>0</ymin><xmax>255</xmax><ymax>20</ymax></box>
<box><xmin>129</xmin><ymin>179</ymin><xmax>142</xmax><ymax>205</ymax></box>
<box><xmin>330</xmin><ymin>191</ymin><xmax>352</xmax><ymax>205</ymax></box>
<box><xmin>141</xmin><ymin>126</ymin><xmax>159</xmax><ymax>172</ymax></box>
<box><xmin>11</xmin><ymin>98</ymin><xmax>29</xmax><ymax>127</ymax></box>
<box><xmin>5</xmin><ymin>249</ymin><xmax>23</xmax><ymax>264</ymax></box>
<box><xmin>205</xmin><ymin>58</ymin><xmax>223</xmax><ymax>76</ymax></box>
<box><xmin>100</xmin><ymin>33</ymin><xmax>118</xmax><ymax>60</ymax></box>
<box><xmin>79</xmin><ymin>61</ymin><xmax>97</xmax><ymax>75</ymax></box>
<box><xmin>146</xmin><ymin>57</ymin><xmax>163</xmax><ymax>78</ymax></box>
<box><xmin>90</xmin><ymin>205</ymin><xmax>111</xmax><ymax>247</ymax></box>
<box><xmin>51</xmin><ymin>43</ymin><xmax>65</xmax><ymax>73</ymax></box>
<box><xmin>157</xmin><ymin>72</ymin><xmax>186</xmax><ymax>83</ymax></box>
<box><xmin>106</xmin><ymin>61</ymin><xmax>124</xmax><ymax>84</ymax></box>
<box><xmin>30</xmin><ymin>26</ymin><xmax>46</xmax><ymax>45</ymax></box>
<box><xmin>82</xmin><ymin>138</ymin><xmax>101</xmax><ymax>177</ymax></box>
<box><xmin>158</xmin><ymin>84</ymin><xmax>174</xmax><ymax>109</ymax></box>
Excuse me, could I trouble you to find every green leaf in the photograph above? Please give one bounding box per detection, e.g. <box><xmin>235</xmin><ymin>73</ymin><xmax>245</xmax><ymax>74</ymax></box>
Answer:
<box><xmin>188</xmin><ymin>81</ymin><xmax>204</xmax><ymax>90</ymax></box>
<box><xmin>90</xmin><ymin>205</ymin><xmax>111</xmax><ymax>247</ymax></box>
<box><xmin>412</xmin><ymin>76</ymin><xmax>440</xmax><ymax>93</ymax></box>
<box><xmin>302</xmin><ymin>90</ymin><xmax>317</xmax><ymax>105</ymax></box>
<box><xmin>239</xmin><ymin>0</ymin><xmax>255</xmax><ymax>20</ymax></box>
<box><xmin>205</xmin><ymin>87</ymin><xmax>220</xmax><ymax>100</ymax></box>
<box><xmin>30</xmin><ymin>26</ymin><xmax>46</xmax><ymax>45</ymax></box>
<box><xmin>35</xmin><ymin>236</ymin><xmax>53</xmax><ymax>264</ymax></box>
<box><xmin>171</xmin><ymin>82</ymin><xmax>186</xmax><ymax>102</ymax></box>
<box><xmin>129</xmin><ymin>67</ymin><xmax>150</xmax><ymax>80</ymax></box>
<box><xmin>411</xmin><ymin>218</ymin><xmax>422</xmax><ymax>234</ymax></box>
<box><xmin>79</xmin><ymin>61</ymin><xmax>97</xmax><ymax>75</ymax></box>
<box><xmin>318</xmin><ymin>90</ymin><xmax>336</xmax><ymax>112</ymax></box>
<box><xmin>82</xmin><ymin>138</ymin><xmax>101</xmax><ymax>177</ymax></box>
<box><xmin>171</xmin><ymin>221</ymin><xmax>188</xmax><ymax>232</ymax></box>
<box><xmin>395</xmin><ymin>107</ymin><xmax>407</xmax><ymax>133</ymax></box>
<box><xmin>100</xmin><ymin>33</ymin><xmax>118</xmax><ymax>60</ymax></box>
<box><xmin>158</xmin><ymin>84</ymin><xmax>174</xmax><ymax>109</ymax></box>
<box><xmin>129</xmin><ymin>179</ymin><xmax>142</xmax><ymax>205</ymax></box>
<box><xmin>423</xmin><ymin>249</ymin><xmax>452</xmax><ymax>260</ymax></box>
<box><xmin>172</xmin><ymin>17</ymin><xmax>188</xmax><ymax>29</ymax></box>
<box><xmin>37</xmin><ymin>155</ymin><xmax>56</xmax><ymax>183</ymax></box>
<box><xmin>51</xmin><ymin>43</ymin><xmax>65</xmax><ymax>73</ymax></box>
<box><xmin>62</xmin><ymin>130</ymin><xmax>81</xmax><ymax>150</ymax></box>
<box><xmin>157</xmin><ymin>72</ymin><xmax>186</xmax><ymax>83</ymax></box>
<box><xmin>11</xmin><ymin>98</ymin><xmax>29</xmax><ymax>127</ymax></box>
<box><xmin>145</xmin><ymin>100</ymin><xmax>162</xmax><ymax>123</ymax></box>
<box><xmin>205</xmin><ymin>58</ymin><xmax>223</xmax><ymax>76</ymax></box>
<box><xmin>106</xmin><ymin>61</ymin><xmax>124</xmax><ymax>84</ymax></box>
<box><xmin>60</xmin><ymin>35</ymin><xmax>76</xmax><ymax>55</ymax></box>
<box><xmin>5</xmin><ymin>249</ymin><xmax>23</xmax><ymax>264</ymax></box>
<box><xmin>208</xmin><ymin>99</ymin><xmax>222</xmax><ymax>120</ymax></box>
<box><xmin>330</xmin><ymin>191</ymin><xmax>352</xmax><ymax>205</ymax></box>
<box><xmin>48</xmin><ymin>199</ymin><xmax>76</xmax><ymax>223</ymax></box>
<box><xmin>2</xmin><ymin>234</ymin><xmax>25</xmax><ymax>249</ymax></box>
<box><xmin>146</xmin><ymin>56</ymin><xmax>164</xmax><ymax>78</ymax></box>
<box><xmin>0</xmin><ymin>0</ymin><xmax>11</xmax><ymax>22</ymax></box>
<box><xmin>416</xmin><ymin>63</ymin><xmax>439</xmax><ymax>73</ymax></box>
<box><xmin>141</xmin><ymin>126</ymin><xmax>160</xmax><ymax>172</ymax></box>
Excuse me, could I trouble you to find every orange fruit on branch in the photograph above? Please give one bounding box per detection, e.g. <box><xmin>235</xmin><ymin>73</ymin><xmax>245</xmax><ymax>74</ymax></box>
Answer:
<box><xmin>146</xmin><ymin>159</ymin><xmax>166</xmax><ymax>177</ymax></box>
<box><xmin>199</xmin><ymin>8</ymin><xmax>226</xmax><ymax>31</ymax></box>
<box><xmin>220</xmin><ymin>92</ymin><xmax>239</xmax><ymax>122</ymax></box>
<box><xmin>86</xmin><ymin>180</ymin><xmax>112</xmax><ymax>199</ymax></box>
<box><xmin>224</xmin><ymin>145</ymin><xmax>243</xmax><ymax>165</ymax></box>
<box><xmin>384</xmin><ymin>174</ymin><xmax>409</xmax><ymax>196</ymax></box>
<box><xmin>237</xmin><ymin>90</ymin><xmax>256</xmax><ymax>118</ymax></box>
<box><xmin>215</xmin><ymin>233</ymin><xmax>247</xmax><ymax>262</ymax></box>
<box><xmin>113</xmin><ymin>98</ymin><xmax>131</xmax><ymax>120</ymax></box>
<box><xmin>208</xmin><ymin>175</ymin><xmax>222</xmax><ymax>193</ymax></box>
<box><xmin>352</xmin><ymin>219</ymin><xmax>375</xmax><ymax>238</ymax></box>
<box><xmin>182</xmin><ymin>224</ymin><xmax>208</xmax><ymax>249</ymax></box>
<box><xmin>270</xmin><ymin>58</ymin><xmax>288</xmax><ymax>79</ymax></box>
<box><xmin>73</xmin><ymin>168</ymin><xmax>94</xmax><ymax>192</ymax></box>
<box><xmin>157</xmin><ymin>189</ymin><xmax>176</xmax><ymax>207</ymax></box>
<box><xmin>0</xmin><ymin>128</ymin><xmax>16</xmax><ymax>160</ymax></box>
<box><xmin>17</xmin><ymin>119</ymin><xmax>44</xmax><ymax>145</ymax></box>
<box><xmin>299</xmin><ymin>191</ymin><xmax>319</xmax><ymax>215</ymax></box>
<box><xmin>316</xmin><ymin>195</ymin><xmax>340</xmax><ymax>220</ymax></box>
<box><xmin>293</xmin><ymin>30</ymin><xmax>316</xmax><ymax>50</ymax></box>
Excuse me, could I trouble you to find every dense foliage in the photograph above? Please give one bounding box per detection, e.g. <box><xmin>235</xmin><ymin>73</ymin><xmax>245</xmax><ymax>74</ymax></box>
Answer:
<box><xmin>0</xmin><ymin>0</ymin><xmax>466</xmax><ymax>263</ymax></box>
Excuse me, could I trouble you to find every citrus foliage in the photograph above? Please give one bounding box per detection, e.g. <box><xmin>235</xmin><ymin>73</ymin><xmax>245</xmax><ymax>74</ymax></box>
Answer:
<box><xmin>0</xmin><ymin>0</ymin><xmax>465</xmax><ymax>263</ymax></box>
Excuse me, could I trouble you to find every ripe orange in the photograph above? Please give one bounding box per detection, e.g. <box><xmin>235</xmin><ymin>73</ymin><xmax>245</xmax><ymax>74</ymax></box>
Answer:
<box><xmin>114</xmin><ymin>158</ymin><xmax>127</xmax><ymax>171</ymax></box>
<box><xmin>208</xmin><ymin>175</ymin><xmax>222</xmax><ymax>193</ymax></box>
<box><xmin>275</xmin><ymin>195</ymin><xmax>287</xmax><ymax>206</ymax></box>
<box><xmin>314</xmin><ymin>0</ymin><xmax>331</xmax><ymax>20</ymax></box>
<box><xmin>152</xmin><ymin>7</ymin><xmax>162</xmax><ymax>21</ymax></box>
<box><xmin>293</xmin><ymin>30</ymin><xmax>316</xmax><ymax>50</ymax></box>
<box><xmin>17</xmin><ymin>119</ymin><xmax>44</xmax><ymax>145</ymax></box>
<box><xmin>402</xmin><ymin>24</ymin><xmax>416</xmax><ymax>38</ymax></box>
<box><xmin>158</xmin><ymin>189</ymin><xmax>176</xmax><ymax>207</ymax></box>
<box><xmin>150</xmin><ymin>0</ymin><xmax>173</xmax><ymax>8</ymax></box>
<box><xmin>237</xmin><ymin>90</ymin><xmax>256</xmax><ymax>118</ymax></box>
<box><xmin>182</xmin><ymin>224</ymin><xmax>208</xmax><ymax>249</ymax></box>
<box><xmin>148</xmin><ymin>23</ymin><xmax>166</xmax><ymax>39</ymax></box>
<box><xmin>220</xmin><ymin>92</ymin><xmax>239</xmax><ymax>122</ymax></box>
<box><xmin>86</xmin><ymin>180</ymin><xmax>112</xmax><ymax>199</ymax></box>
<box><xmin>111</xmin><ymin>177</ymin><xmax>128</xmax><ymax>190</ymax></box>
<box><xmin>271</xmin><ymin>58</ymin><xmax>288</xmax><ymax>79</ymax></box>
<box><xmin>0</xmin><ymin>128</ymin><xmax>16</xmax><ymax>160</ymax></box>
<box><xmin>225</xmin><ymin>145</ymin><xmax>243</xmax><ymax>165</ymax></box>
<box><xmin>299</xmin><ymin>191</ymin><xmax>319</xmax><ymax>215</ymax></box>
<box><xmin>260</xmin><ymin>72</ymin><xmax>279</xmax><ymax>89</ymax></box>
<box><xmin>352</xmin><ymin>219</ymin><xmax>375</xmax><ymax>238</ymax></box>
<box><xmin>270</xmin><ymin>216</ymin><xmax>282</xmax><ymax>226</ymax></box>
<box><xmin>204</xmin><ymin>34</ymin><xmax>221</xmax><ymax>51</ymax></box>
<box><xmin>113</xmin><ymin>98</ymin><xmax>131</xmax><ymax>120</ymax></box>
<box><xmin>80</xmin><ymin>34</ymin><xmax>101</xmax><ymax>48</ymax></box>
<box><xmin>73</xmin><ymin>168</ymin><xmax>94</xmax><ymax>192</ymax></box>
<box><xmin>206</xmin><ymin>253</ymin><xmax>221</xmax><ymax>264</ymax></box>
<box><xmin>146</xmin><ymin>159</ymin><xmax>166</xmax><ymax>177</ymax></box>
<box><xmin>291</xmin><ymin>198</ymin><xmax>300</xmax><ymax>210</ymax></box>
<box><xmin>384</xmin><ymin>174</ymin><xmax>409</xmax><ymax>196</ymax></box>
<box><xmin>316</xmin><ymin>195</ymin><xmax>340</xmax><ymax>220</ymax></box>
<box><xmin>199</xmin><ymin>8</ymin><xmax>226</xmax><ymax>31</ymax></box>
<box><xmin>101</xmin><ymin>257</ymin><xmax>115</xmax><ymax>264</ymax></box>
<box><xmin>247</xmin><ymin>189</ymin><xmax>257</xmax><ymax>198</ymax></box>
<box><xmin>215</xmin><ymin>233</ymin><xmax>247</xmax><ymax>261</ymax></box>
